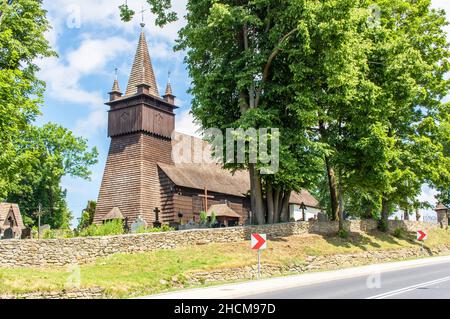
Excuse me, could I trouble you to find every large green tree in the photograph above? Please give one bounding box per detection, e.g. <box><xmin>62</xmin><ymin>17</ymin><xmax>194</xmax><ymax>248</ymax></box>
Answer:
<box><xmin>176</xmin><ymin>0</ymin><xmax>332</xmax><ymax>225</ymax></box>
<box><xmin>120</xmin><ymin>0</ymin><xmax>450</xmax><ymax>229</ymax></box>
<box><xmin>282</xmin><ymin>0</ymin><xmax>380</xmax><ymax>229</ymax></box>
<box><xmin>436</xmin><ymin>107</ymin><xmax>450</xmax><ymax>207</ymax></box>
<box><xmin>1</xmin><ymin>1</ymin><xmax>99</xmax><ymax>228</ymax></box>
<box><xmin>122</xmin><ymin>0</ymin><xmax>369</xmax><ymax>225</ymax></box>
<box><xmin>7</xmin><ymin>124</ymin><xmax>98</xmax><ymax>228</ymax></box>
<box><xmin>0</xmin><ymin>0</ymin><xmax>55</xmax><ymax>197</ymax></box>
<box><xmin>362</xmin><ymin>0</ymin><xmax>450</xmax><ymax>228</ymax></box>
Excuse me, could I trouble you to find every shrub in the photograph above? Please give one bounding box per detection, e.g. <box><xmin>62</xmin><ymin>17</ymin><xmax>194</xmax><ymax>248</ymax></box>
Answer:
<box><xmin>79</xmin><ymin>219</ymin><xmax>124</xmax><ymax>237</ymax></box>
<box><xmin>337</xmin><ymin>229</ymin><xmax>349</xmax><ymax>239</ymax></box>
<box><xmin>42</xmin><ymin>229</ymin><xmax>56</xmax><ymax>239</ymax></box>
<box><xmin>134</xmin><ymin>225</ymin><xmax>148</xmax><ymax>234</ymax></box>
<box><xmin>31</xmin><ymin>226</ymin><xmax>38</xmax><ymax>239</ymax></box>
<box><xmin>210</xmin><ymin>212</ymin><xmax>217</xmax><ymax>226</ymax></box>
<box><xmin>161</xmin><ymin>224</ymin><xmax>175</xmax><ymax>232</ymax></box>
<box><xmin>199</xmin><ymin>211</ymin><xmax>208</xmax><ymax>225</ymax></box>
<box><xmin>135</xmin><ymin>224</ymin><xmax>175</xmax><ymax>233</ymax></box>
<box><xmin>378</xmin><ymin>219</ymin><xmax>388</xmax><ymax>232</ymax></box>
<box><xmin>393</xmin><ymin>227</ymin><xmax>405</xmax><ymax>239</ymax></box>
<box><xmin>42</xmin><ymin>229</ymin><xmax>74</xmax><ymax>239</ymax></box>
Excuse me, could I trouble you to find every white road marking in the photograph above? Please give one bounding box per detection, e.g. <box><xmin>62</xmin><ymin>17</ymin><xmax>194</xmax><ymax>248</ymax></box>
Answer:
<box><xmin>367</xmin><ymin>276</ymin><xmax>450</xmax><ymax>299</ymax></box>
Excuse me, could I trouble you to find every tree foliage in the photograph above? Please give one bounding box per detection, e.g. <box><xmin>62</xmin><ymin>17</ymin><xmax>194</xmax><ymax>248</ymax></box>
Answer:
<box><xmin>77</xmin><ymin>200</ymin><xmax>97</xmax><ymax>230</ymax></box>
<box><xmin>7</xmin><ymin>124</ymin><xmax>98</xmax><ymax>228</ymax></box>
<box><xmin>121</xmin><ymin>0</ymin><xmax>450</xmax><ymax>228</ymax></box>
<box><xmin>360</xmin><ymin>0</ymin><xmax>450</xmax><ymax>225</ymax></box>
<box><xmin>1</xmin><ymin>1</ymin><xmax>98</xmax><ymax>228</ymax></box>
<box><xmin>0</xmin><ymin>0</ymin><xmax>55</xmax><ymax>198</ymax></box>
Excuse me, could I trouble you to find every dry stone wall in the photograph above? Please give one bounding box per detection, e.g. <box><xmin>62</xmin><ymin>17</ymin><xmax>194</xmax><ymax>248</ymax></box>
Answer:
<box><xmin>0</xmin><ymin>288</ymin><xmax>104</xmax><ymax>300</ymax></box>
<box><xmin>0</xmin><ymin>220</ymin><xmax>437</xmax><ymax>268</ymax></box>
<box><xmin>185</xmin><ymin>244</ymin><xmax>450</xmax><ymax>285</ymax></box>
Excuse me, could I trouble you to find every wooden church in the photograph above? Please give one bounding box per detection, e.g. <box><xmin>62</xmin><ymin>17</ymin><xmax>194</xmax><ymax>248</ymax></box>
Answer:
<box><xmin>94</xmin><ymin>24</ymin><xmax>320</xmax><ymax>227</ymax></box>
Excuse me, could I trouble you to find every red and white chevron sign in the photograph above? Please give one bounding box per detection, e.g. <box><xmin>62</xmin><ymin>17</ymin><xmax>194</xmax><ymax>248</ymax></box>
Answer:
<box><xmin>251</xmin><ymin>233</ymin><xmax>267</xmax><ymax>250</ymax></box>
<box><xmin>417</xmin><ymin>230</ymin><xmax>428</xmax><ymax>241</ymax></box>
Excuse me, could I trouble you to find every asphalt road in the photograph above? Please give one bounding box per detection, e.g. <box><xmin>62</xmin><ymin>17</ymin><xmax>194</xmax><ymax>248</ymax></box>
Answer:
<box><xmin>146</xmin><ymin>256</ymin><xmax>450</xmax><ymax>299</ymax></box>
<box><xmin>244</xmin><ymin>260</ymin><xmax>450</xmax><ymax>299</ymax></box>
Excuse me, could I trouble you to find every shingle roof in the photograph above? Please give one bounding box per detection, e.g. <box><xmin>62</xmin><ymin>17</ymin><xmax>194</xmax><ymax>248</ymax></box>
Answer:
<box><xmin>125</xmin><ymin>29</ymin><xmax>159</xmax><ymax>97</ymax></box>
<box><xmin>111</xmin><ymin>79</ymin><xmax>121</xmax><ymax>93</ymax></box>
<box><xmin>103</xmin><ymin>207</ymin><xmax>125</xmax><ymax>221</ymax></box>
<box><xmin>0</xmin><ymin>203</ymin><xmax>25</xmax><ymax>229</ymax></box>
<box><xmin>289</xmin><ymin>190</ymin><xmax>321</xmax><ymax>208</ymax></box>
<box><xmin>435</xmin><ymin>203</ymin><xmax>449</xmax><ymax>211</ymax></box>
<box><xmin>164</xmin><ymin>81</ymin><xmax>173</xmax><ymax>96</ymax></box>
<box><xmin>159</xmin><ymin>163</ymin><xmax>250</xmax><ymax>198</ymax></box>
<box><xmin>159</xmin><ymin>162</ymin><xmax>319</xmax><ymax>207</ymax></box>
<box><xmin>207</xmin><ymin>204</ymin><xmax>241</xmax><ymax>218</ymax></box>
<box><xmin>160</xmin><ymin>133</ymin><xmax>320</xmax><ymax>208</ymax></box>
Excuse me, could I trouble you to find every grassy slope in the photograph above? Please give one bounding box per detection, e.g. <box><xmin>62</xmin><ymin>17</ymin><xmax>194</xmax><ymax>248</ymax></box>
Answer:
<box><xmin>0</xmin><ymin>229</ymin><xmax>449</xmax><ymax>298</ymax></box>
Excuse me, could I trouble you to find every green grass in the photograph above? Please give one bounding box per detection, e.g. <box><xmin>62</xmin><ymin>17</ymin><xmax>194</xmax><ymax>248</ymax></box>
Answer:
<box><xmin>1</xmin><ymin>229</ymin><xmax>449</xmax><ymax>298</ymax></box>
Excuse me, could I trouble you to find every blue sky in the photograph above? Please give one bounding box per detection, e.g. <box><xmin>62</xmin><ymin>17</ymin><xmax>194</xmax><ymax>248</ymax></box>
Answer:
<box><xmin>36</xmin><ymin>0</ymin><xmax>449</xmax><ymax>225</ymax></box>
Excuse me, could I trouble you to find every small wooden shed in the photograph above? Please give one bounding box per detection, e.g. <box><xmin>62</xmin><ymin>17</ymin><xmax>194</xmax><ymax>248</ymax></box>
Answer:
<box><xmin>207</xmin><ymin>204</ymin><xmax>241</xmax><ymax>227</ymax></box>
<box><xmin>102</xmin><ymin>207</ymin><xmax>125</xmax><ymax>223</ymax></box>
<box><xmin>0</xmin><ymin>203</ymin><xmax>25</xmax><ymax>239</ymax></box>
<box><xmin>435</xmin><ymin>203</ymin><xmax>449</xmax><ymax>229</ymax></box>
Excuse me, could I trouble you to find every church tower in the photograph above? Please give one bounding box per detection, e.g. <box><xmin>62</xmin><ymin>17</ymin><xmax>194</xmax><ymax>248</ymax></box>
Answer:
<box><xmin>94</xmin><ymin>24</ymin><xmax>177</xmax><ymax>225</ymax></box>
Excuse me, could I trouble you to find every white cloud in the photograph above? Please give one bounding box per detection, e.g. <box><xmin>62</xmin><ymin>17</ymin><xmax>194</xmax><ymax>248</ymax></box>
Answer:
<box><xmin>432</xmin><ymin>0</ymin><xmax>450</xmax><ymax>38</ymax></box>
<box><xmin>39</xmin><ymin>56</ymin><xmax>104</xmax><ymax>106</ymax></box>
<box><xmin>37</xmin><ymin>36</ymin><xmax>134</xmax><ymax>137</ymax></box>
<box><xmin>73</xmin><ymin>108</ymin><xmax>108</xmax><ymax>139</ymax></box>
<box><xmin>432</xmin><ymin>0</ymin><xmax>450</xmax><ymax>14</ymax></box>
<box><xmin>66</xmin><ymin>37</ymin><xmax>131</xmax><ymax>74</ymax></box>
<box><xmin>418</xmin><ymin>185</ymin><xmax>438</xmax><ymax>205</ymax></box>
<box><xmin>43</xmin><ymin>0</ymin><xmax>187</xmax><ymax>43</ymax></box>
<box><xmin>175</xmin><ymin>110</ymin><xmax>202</xmax><ymax>138</ymax></box>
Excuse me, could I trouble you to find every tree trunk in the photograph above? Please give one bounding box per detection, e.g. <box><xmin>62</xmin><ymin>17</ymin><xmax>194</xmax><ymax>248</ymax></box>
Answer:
<box><xmin>381</xmin><ymin>196</ymin><xmax>390</xmax><ymax>232</ymax></box>
<box><xmin>264</xmin><ymin>187</ymin><xmax>292</xmax><ymax>224</ymax></box>
<box><xmin>273</xmin><ymin>188</ymin><xmax>281</xmax><ymax>223</ymax></box>
<box><xmin>403</xmin><ymin>206</ymin><xmax>409</xmax><ymax>221</ymax></box>
<box><xmin>325</xmin><ymin>157</ymin><xmax>339</xmax><ymax>221</ymax></box>
<box><xmin>338</xmin><ymin>172</ymin><xmax>344</xmax><ymax>231</ymax></box>
<box><xmin>266</xmin><ymin>185</ymin><xmax>274</xmax><ymax>224</ymax></box>
<box><xmin>249</xmin><ymin>164</ymin><xmax>266</xmax><ymax>225</ymax></box>
<box><xmin>416</xmin><ymin>208</ymin><xmax>421</xmax><ymax>222</ymax></box>
<box><xmin>280</xmin><ymin>191</ymin><xmax>291</xmax><ymax>222</ymax></box>
<box><xmin>319</xmin><ymin>120</ymin><xmax>338</xmax><ymax>222</ymax></box>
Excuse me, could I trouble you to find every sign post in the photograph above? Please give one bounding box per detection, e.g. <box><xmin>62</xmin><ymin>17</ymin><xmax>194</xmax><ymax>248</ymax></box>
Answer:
<box><xmin>417</xmin><ymin>230</ymin><xmax>428</xmax><ymax>251</ymax></box>
<box><xmin>251</xmin><ymin>233</ymin><xmax>267</xmax><ymax>279</ymax></box>
<box><xmin>34</xmin><ymin>203</ymin><xmax>43</xmax><ymax>240</ymax></box>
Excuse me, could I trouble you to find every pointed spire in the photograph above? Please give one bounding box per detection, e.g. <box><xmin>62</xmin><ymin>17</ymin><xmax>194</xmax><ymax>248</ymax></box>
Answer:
<box><xmin>165</xmin><ymin>71</ymin><xmax>173</xmax><ymax>96</ymax></box>
<box><xmin>109</xmin><ymin>67</ymin><xmax>122</xmax><ymax>101</ymax></box>
<box><xmin>125</xmin><ymin>26</ymin><xmax>159</xmax><ymax>97</ymax></box>
<box><xmin>165</xmin><ymin>81</ymin><xmax>173</xmax><ymax>96</ymax></box>
<box><xmin>112</xmin><ymin>79</ymin><xmax>120</xmax><ymax>91</ymax></box>
<box><xmin>163</xmin><ymin>71</ymin><xmax>175</xmax><ymax>104</ymax></box>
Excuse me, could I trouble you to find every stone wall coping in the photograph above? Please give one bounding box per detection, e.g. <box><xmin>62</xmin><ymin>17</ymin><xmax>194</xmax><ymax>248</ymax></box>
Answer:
<box><xmin>3</xmin><ymin>220</ymin><xmax>438</xmax><ymax>243</ymax></box>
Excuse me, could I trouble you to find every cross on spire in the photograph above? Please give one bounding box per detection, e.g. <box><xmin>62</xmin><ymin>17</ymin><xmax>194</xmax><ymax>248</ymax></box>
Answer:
<box><xmin>163</xmin><ymin>70</ymin><xmax>175</xmax><ymax>104</ymax></box>
<box><xmin>109</xmin><ymin>66</ymin><xmax>122</xmax><ymax>101</ymax></box>
<box><xmin>139</xmin><ymin>5</ymin><xmax>147</xmax><ymax>28</ymax></box>
<box><xmin>165</xmin><ymin>71</ymin><xmax>173</xmax><ymax>95</ymax></box>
